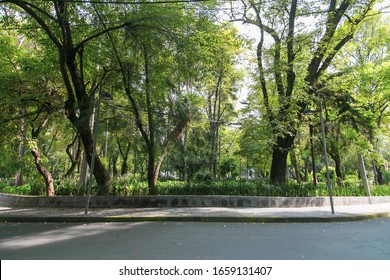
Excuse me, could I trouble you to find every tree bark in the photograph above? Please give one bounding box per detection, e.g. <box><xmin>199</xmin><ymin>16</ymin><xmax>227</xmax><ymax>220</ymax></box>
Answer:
<box><xmin>31</xmin><ymin>147</ymin><xmax>54</xmax><ymax>196</ymax></box>
<box><xmin>29</xmin><ymin>103</ymin><xmax>54</xmax><ymax>196</ymax></box>
<box><xmin>270</xmin><ymin>134</ymin><xmax>295</xmax><ymax>185</ymax></box>
<box><xmin>331</xmin><ymin>154</ymin><xmax>343</xmax><ymax>179</ymax></box>
<box><xmin>290</xmin><ymin>148</ymin><xmax>301</xmax><ymax>183</ymax></box>
<box><xmin>65</xmin><ymin>134</ymin><xmax>81</xmax><ymax>177</ymax></box>
<box><xmin>79</xmin><ymin>128</ymin><xmax>112</xmax><ymax>195</ymax></box>
<box><xmin>117</xmin><ymin>139</ymin><xmax>131</xmax><ymax>176</ymax></box>
<box><xmin>374</xmin><ymin>164</ymin><xmax>384</xmax><ymax>185</ymax></box>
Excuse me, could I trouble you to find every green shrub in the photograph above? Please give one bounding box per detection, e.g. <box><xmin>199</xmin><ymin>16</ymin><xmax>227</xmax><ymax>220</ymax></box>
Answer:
<box><xmin>2</xmin><ymin>176</ymin><xmax>390</xmax><ymax>197</ymax></box>
<box><xmin>0</xmin><ymin>184</ymin><xmax>32</xmax><ymax>195</ymax></box>
<box><xmin>371</xmin><ymin>185</ymin><xmax>390</xmax><ymax>196</ymax></box>
<box><xmin>55</xmin><ymin>178</ymin><xmax>84</xmax><ymax>196</ymax></box>
<box><xmin>193</xmin><ymin>171</ymin><xmax>213</xmax><ymax>184</ymax></box>
<box><xmin>113</xmin><ymin>177</ymin><xmax>149</xmax><ymax>196</ymax></box>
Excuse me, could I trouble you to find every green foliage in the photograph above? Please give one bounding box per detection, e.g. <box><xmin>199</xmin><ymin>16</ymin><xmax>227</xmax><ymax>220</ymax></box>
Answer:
<box><xmin>112</xmin><ymin>177</ymin><xmax>149</xmax><ymax>196</ymax></box>
<box><xmin>371</xmin><ymin>185</ymin><xmax>390</xmax><ymax>196</ymax></box>
<box><xmin>55</xmin><ymin>178</ymin><xmax>85</xmax><ymax>196</ymax></box>
<box><xmin>0</xmin><ymin>179</ymin><xmax>45</xmax><ymax>195</ymax></box>
<box><xmin>0</xmin><ymin>1</ymin><xmax>388</xmax><ymax>196</ymax></box>
<box><xmin>193</xmin><ymin>171</ymin><xmax>214</xmax><ymax>185</ymax></box>
<box><xmin>2</xmin><ymin>176</ymin><xmax>390</xmax><ymax>197</ymax></box>
<box><xmin>219</xmin><ymin>156</ymin><xmax>240</xmax><ymax>178</ymax></box>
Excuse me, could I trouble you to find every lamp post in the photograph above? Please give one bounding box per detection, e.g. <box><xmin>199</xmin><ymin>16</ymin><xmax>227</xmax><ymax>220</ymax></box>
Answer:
<box><xmin>305</xmin><ymin>101</ymin><xmax>335</xmax><ymax>215</ymax></box>
<box><xmin>85</xmin><ymin>83</ymin><xmax>112</xmax><ymax>215</ymax></box>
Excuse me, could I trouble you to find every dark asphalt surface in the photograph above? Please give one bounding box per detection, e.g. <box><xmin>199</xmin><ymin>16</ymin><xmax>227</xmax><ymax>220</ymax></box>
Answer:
<box><xmin>1</xmin><ymin>218</ymin><xmax>390</xmax><ymax>260</ymax></box>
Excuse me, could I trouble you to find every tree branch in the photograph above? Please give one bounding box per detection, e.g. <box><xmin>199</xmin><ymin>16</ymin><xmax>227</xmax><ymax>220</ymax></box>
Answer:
<box><xmin>4</xmin><ymin>0</ymin><xmax>61</xmax><ymax>48</ymax></box>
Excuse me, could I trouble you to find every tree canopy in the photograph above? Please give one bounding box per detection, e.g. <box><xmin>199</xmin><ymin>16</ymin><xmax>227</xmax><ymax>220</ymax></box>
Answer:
<box><xmin>0</xmin><ymin>0</ymin><xmax>389</xmax><ymax>196</ymax></box>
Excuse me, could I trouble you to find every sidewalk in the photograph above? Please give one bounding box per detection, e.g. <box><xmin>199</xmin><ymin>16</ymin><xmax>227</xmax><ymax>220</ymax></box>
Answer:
<box><xmin>1</xmin><ymin>203</ymin><xmax>389</xmax><ymax>223</ymax></box>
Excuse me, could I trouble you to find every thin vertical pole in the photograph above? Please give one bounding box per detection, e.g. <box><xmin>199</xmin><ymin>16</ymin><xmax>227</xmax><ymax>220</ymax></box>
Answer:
<box><xmin>309</xmin><ymin>124</ymin><xmax>317</xmax><ymax>186</ymax></box>
<box><xmin>319</xmin><ymin>101</ymin><xmax>335</xmax><ymax>214</ymax></box>
<box><xmin>357</xmin><ymin>152</ymin><xmax>371</xmax><ymax>202</ymax></box>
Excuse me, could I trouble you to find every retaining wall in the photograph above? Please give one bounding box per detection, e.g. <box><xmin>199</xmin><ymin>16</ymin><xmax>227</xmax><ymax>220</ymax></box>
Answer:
<box><xmin>1</xmin><ymin>193</ymin><xmax>389</xmax><ymax>208</ymax></box>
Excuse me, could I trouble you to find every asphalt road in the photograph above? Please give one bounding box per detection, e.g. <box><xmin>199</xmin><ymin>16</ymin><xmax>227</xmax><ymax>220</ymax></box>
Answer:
<box><xmin>1</xmin><ymin>218</ymin><xmax>389</xmax><ymax>260</ymax></box>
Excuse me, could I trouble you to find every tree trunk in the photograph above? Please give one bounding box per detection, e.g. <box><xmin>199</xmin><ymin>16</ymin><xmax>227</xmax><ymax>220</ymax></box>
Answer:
<box><xmin>65</xmin><ymin>134</ymin><xmax>81</xmax><ymax>177</ymax></box>
<box><xmin>181</xmin><ymin>130</ymin><xmax>188</xmax><ymax>182</ymax></box>
<box><xmin>147</xmin><ymin>146</ymin><xmax>156</xmax><ymax>194</ymax></box>
<box><xmin>270</xmin><ymin>134</ymin><xmax>295</xmax><ymax>185</ymax></box>
<box><xmin>31</xmin><ymin>146</ymin><xmax>54</xmax><ymax>196</ymax></box>
<box><xmin>79</xmin><ymin>130</ymin><xmax>112</xmax><ymax>195</ymax></box>
<box><xmin>290</xmin><ymin>148</ymin><xmax>301</xmax><ymax>183</ymax></box>
<box><xmin>333</xmin><ymin>155</ymin><xmax>342</xmax><ymax>179</ymax></box>
<box><xmin>28</xmin><ymin>103</ymin><xmax>54</xmax><ymax>196</ymax></box>
<box><xmin>121</xmin><ymin>156</ymin><xmax>128</xmax><ymax>176</ymax></box>
<box><xmin>117</xmin><ymin>140</ymin><xmax>131</xmax><ymax>176</ymax></box>
<box><xmin>328</xmin><ymin>146</ymin><xmax>343</xmax><ymax>179</ymax></box>
<box><xmin>112</xmin><ymin>154</ymin><xmax>118</xmax><ymax>177</ymax></box>
<box><xmin>15</xmin><ymin>141</ymin><xmax>25</xmax><ymax>186</ymax></box>
<box><xmin>78</xmin><ymin>152</ymin><xmax>89</xmax><ymax>189</ymax></box>
<box><xmin>374</xmin><ymin>164</ymin><xmax>384</xmax><ymax>185</ymax></box>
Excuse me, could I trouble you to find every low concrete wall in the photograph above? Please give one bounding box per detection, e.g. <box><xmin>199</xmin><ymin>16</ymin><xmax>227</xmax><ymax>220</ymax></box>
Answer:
<box><xmin>1</xmin><ymin>193</ymin><xmax>389</xmax><ymax>208</ymax></box>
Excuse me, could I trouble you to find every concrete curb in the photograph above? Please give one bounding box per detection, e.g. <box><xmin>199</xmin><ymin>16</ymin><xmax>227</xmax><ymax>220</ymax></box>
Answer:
<box><xmin>1</xmin><ymin>193</ymin><xmax>390</xmax><ymax>208</ymax></box>
<box><xmin>1</xmin><ymin>212</ymin><xmax>389</xmax><ymax>223</ymax></box>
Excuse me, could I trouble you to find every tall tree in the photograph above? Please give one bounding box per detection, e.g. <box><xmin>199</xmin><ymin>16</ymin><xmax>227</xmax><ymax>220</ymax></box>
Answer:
<box><xmin>0</xmin><ymin>28</ymin><xmax>63</xmax><ymax>194</ymax></box>
<box><xmin>323</xmin><ymin>13</ymin><xmax>390</xmax><ymax>183</ymax></box>
<box><xmin>231</xmin><ymin>0</ymin><xmax>378</xmax><ymax>184</ymax></box>
<box><xmin>1</xmin><ymin>0</ymin><xmax>154</xmax><ymax>194</ymax></box>
<box><xmin>95</xmin><ymin>4</ymin><xmax>206</xmax><ymax>192</ymax></box>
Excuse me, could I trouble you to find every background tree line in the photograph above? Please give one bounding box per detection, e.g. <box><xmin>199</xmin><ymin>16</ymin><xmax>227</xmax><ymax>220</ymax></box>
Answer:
<box><xmin>0</xmin><ymin>0</ymin><xmax>388</xmax><ymax>196</ymax></box>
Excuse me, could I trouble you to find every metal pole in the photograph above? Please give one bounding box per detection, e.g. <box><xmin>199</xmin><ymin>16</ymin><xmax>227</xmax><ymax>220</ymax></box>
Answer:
<box><xmin>319</xmin><ymin>101</ymin><xmax>335</xmax><ymax>214</ymax></box>
<box><xmin>357</xmin><ymin>152</ymin><xmax>371</xmax><ymax>202</ymax></box>
<box><xmin>85</xmin><ymin>83</ymin><xmax>102</xmax><ymax>214</ymax></box>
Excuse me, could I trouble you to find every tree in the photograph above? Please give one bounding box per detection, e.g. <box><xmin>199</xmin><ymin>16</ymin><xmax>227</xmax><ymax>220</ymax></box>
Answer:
<box><xmin>93</xmin><ymin>4</ymin><xmax>208</xmax><ymax>192</ymax></box>
<box><xmin>1</xmin><ymin>0</ymin><xmax>157</xmax><ymax>194</ymax></box>
<box><xmin>0</xmin><ymin>27</ymin><xmax>65</xmax><ymax>194</ymax></box>
<box><xmin>323</xmin><ymin>13</ymin><xmax>390</xmax><ymax>183</ymax></box>
<box><xmin>231</xmin><ymin>0</ymin><xmax>379</xmax><ymax>184</ymax></box>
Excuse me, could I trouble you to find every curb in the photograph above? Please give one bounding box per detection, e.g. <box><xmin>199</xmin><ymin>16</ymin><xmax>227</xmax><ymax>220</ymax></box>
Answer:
<box><xmin>2</xmin><ymin>193</ymin><xmax>390</xmax><ymax>208</ymax></box>
<box><xmin>1</xmin><ymin>212</ymin><xmax>389</xmax><ymax>224</ymax></box>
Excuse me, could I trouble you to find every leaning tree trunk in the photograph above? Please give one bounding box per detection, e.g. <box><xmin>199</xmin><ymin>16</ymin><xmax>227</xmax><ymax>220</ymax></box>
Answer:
<box><xmin>29</xmin><ymin>104</ymin><xmax>55</xmax><ymax>196</ymax></box>
<box><xmin>31</xmin><ymin>146</ymin><xmax>54</xmax><ymax>196</ymax></box>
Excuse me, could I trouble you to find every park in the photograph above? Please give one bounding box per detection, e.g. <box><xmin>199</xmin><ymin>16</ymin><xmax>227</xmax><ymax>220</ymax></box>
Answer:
<box><xmin>0</xmin><ymin>0</ymin><xmax>389</xmax><ymax>200</ymax></box>
<box><xmin>0</xmin><ymin>0</ymin><xmax>390</xmax><ymax>263</ymax></box>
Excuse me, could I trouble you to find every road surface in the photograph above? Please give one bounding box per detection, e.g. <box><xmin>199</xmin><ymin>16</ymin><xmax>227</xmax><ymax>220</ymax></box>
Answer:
<box><xmin>1</xmin><ymin>218</ymin><xmax>389</xmax><ymax>259</ymax></box>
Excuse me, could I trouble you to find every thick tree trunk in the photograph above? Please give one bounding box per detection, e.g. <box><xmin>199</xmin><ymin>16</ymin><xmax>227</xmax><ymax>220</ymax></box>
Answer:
<box><xmin>270</xmin><ymin>149</ymin><xmax>289</xmax><ymax>185</ymax></box>
<box><xmin>79</xmin><ymin>130</ymin><xmax>112</xmax><ymax>195</ymax></box>
<box><xmin>374</xmin><ymin>164</ymin><xmax>384</xmax><ymax>185</ymax></box>
<box><xmin>270</xmin><ymin>134</ymin><xmax>295</xmax><ymax>185</ymax></box>
<box><xmin>78</xmin><ymin>153</ymin><xmax>88</xmax><ymax>189</ymax></box>
<box><xmin>333</xmin><ymin>155</ymin><xmax>343</xmax><ymax>179</ymax></box>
